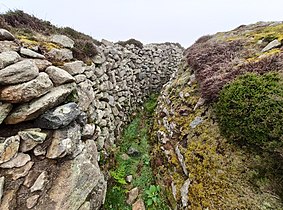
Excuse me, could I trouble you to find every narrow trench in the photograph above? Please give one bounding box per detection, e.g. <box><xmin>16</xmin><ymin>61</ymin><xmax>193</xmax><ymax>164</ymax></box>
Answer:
<box><xmin>102</xmin><ymin>94</ymin><xmax>170</xmax><ymax>210</ymax></box>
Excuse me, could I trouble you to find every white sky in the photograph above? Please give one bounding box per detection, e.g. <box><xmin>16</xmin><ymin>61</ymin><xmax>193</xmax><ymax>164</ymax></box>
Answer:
<box><xmin>0</xmin><ymin>0</ymin><xmax>283</xmax><ymax>47</ymax></box>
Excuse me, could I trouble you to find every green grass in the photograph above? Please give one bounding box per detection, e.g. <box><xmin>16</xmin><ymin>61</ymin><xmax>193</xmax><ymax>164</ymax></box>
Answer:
<box><xmin>103</xmin><ymin>95</ymin><xmax>170</xmax><ymax>210</ymax></box>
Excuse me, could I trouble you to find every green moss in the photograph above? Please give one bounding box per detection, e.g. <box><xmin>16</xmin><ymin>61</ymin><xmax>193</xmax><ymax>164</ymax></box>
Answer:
<box><xmin>215</xmin><ymin>72</ymin><xmax>283</xmax><ymax>148</ymax></box>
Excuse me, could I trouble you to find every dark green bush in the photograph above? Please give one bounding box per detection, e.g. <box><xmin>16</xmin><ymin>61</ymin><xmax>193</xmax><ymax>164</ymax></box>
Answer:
<box><xmin>117</xmin><ymin>38</ymin><xmax>143</xmax><ymax>49</ymax></box>
<box><xmin>215</xmin><ymin>72</ymin><xmax>283</xmax><ymax>147</ymax></box>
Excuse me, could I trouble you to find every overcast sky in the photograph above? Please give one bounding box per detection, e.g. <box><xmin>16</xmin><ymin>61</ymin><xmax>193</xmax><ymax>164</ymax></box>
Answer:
<box><xmin>0</xmin><ymin>0</ymin><xmax>283</xmax><ymax>47</ymax></box>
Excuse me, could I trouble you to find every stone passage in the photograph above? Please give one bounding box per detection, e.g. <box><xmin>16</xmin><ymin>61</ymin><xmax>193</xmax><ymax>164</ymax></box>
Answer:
<box><xmin>0</xmin><ymin>28</ymin><xmax>183</xmax><ymax>210</ymax></box>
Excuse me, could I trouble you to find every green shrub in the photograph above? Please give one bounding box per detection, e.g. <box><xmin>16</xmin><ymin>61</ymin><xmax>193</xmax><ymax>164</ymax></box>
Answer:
<box><xmin>215</xmin><ymin>72</ymin><xmax>283</xmax><ymax>147</ymax></box>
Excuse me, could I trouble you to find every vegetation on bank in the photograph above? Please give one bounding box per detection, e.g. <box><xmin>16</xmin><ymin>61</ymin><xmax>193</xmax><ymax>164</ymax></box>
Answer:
<box><xmin>103</xmin><ymin>95</ymin><xmax>170</xmax><ymax>210</ymax></box>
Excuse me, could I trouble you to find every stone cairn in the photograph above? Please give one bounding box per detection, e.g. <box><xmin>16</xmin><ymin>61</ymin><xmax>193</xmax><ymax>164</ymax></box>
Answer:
<box><xmin>0</xmin><ymin>28</ymin><xmax>183</xmax><ymax>209</ymax></box>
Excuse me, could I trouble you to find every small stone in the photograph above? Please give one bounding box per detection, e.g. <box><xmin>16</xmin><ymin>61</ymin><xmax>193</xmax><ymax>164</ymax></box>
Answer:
<box><xmin>0</xmin><ymin>103</ymin><xmax>12</xmax><ymax>124</ymax></box>
<box><xmin>262</xmin><ymin>39</ymin><xmax>281</xmax><ymax>52</ymax></box>
<box><xmin>190</xmin><ymin>116</ymin><xmax>203</xmax><ymax>128</ymax></box>
<box><xmin>127</xmin><ymin>187</ymin><xmax>139</xmax><ymax>205</ymax></box>
<box><xmin>0</xmin><ymin>41</ymin><xmax>19</xmax><ymax>53</ymax></box>
<box><xmin>62</xmin><ymin>61</ymin><xmax>85</xmax><ymax>75</ymax></box>
<box><xmin>45</xmin><ymin>66</ymin><xmax>75</xmax><ymax>86</ymax></box>
<box><xmin>47</xmin><ymin>48</ymin><xmax>73</xmax><ymax>61</ymax></box>
<box><xmin>0</xmin><ymin>51</ymin><xmax>21</xmax><ymax>69</ymax></box>
<box><xmin>0</xmin><ymin>29</ymin><xmax>15</xmax><ymax>41</ymax></box>
<box><xmin>175</xmin><ymin>145</ymin><xmax>188</xmax><ymax>176</ymax></box>
<box><xmin>0</xmin><ymin>72</ymin><xmax>53</xmax><ymax>103</ymax></box>
<box><xmin>7</xmin><ymin>161</ymin><xmax>34</xmax><ymax>180</ymax></box>
<box><xmin>33</xmin><ymin>59</ymin><xmax>52</xmax><ymax>71</ymax></box>
<box><xmin>19</xmin><ymin>129</ymin><xmax>47</xmax><ymax>152</ymax></box>
<box><xmin>126</xmin><ymin>175</ymin><xmax>133</xmax><ymax>183</ymax></box>
<box><xmin>82</xmin><ymin>124</ymin><xmax>95</xmax><ymax>139</ymax></box>
<box><xmin>93</xmin><ymin>53</ymin><xmax>106</xmax><ymax>64</ymax></box>
<box><xmin>33</xmin><ymin>145</ymin><xmax>46</xmax><ymax>156</ymax></box>
<box><xmin>26</xmin><ymin>195</ymin><xmax>40</xmax><ymax>209</ymax></box>
<box><xmin>132</xmin><ymin>198</ymin><xmax>145</xmax><ymax>210</ymax></box>
<box><xmin>35</xmin><ymin>102</ymin><xmax>80</xmax><ymax>129</ymax></box>
<box><xmin>0</xmin><ymin>176</ymin><xmax>4</xmax><ymax>203</ymax></box>
<box><xmin>20</xmin><ymin>47</ymin><xmax>45</xmax><ymax>59</ymax></box>
<box><xmin>50</xmin><ymin>35</ymin><xmax>75</xmax><ymax>48</ymax></box>
<box><xmin>0</xmin><ymin>59</ymin><xmax>39</xmax><ymax>85</ymax></box>
<box><xmin>30</xmin><ymin>171</ymin><xmax>48</xmax><ymax>192</ymax></box>
<box><xmin>0</xmin><ymin>153</ymin><xmax>31</xmax><ymax>168</ymax></box>
<box><xmin>127</xmin><ymin>147</ymin><xmax>140</xmax><ymax>156</ymax></box>
<box><xmin>0</xmin><ymin>135</ymin><xmax>20</xmax><ymax>164</ymax></box>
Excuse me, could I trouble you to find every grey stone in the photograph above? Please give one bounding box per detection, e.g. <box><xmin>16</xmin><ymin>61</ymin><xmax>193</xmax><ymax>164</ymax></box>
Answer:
<box><xmin>36</xmin><ymin>140</ymin><xmax>107</xmax><ymax>210</ymax></box>
<box><xmin>0</xmin><ymin>51</ymin><xmax>21</xmax><ymax>69</ymax></box>
<box><xmin>34</xmin><ymin>59</ymin><xmax>52</xmax><ymax>71</ymax></box>
<box><xmin>46</xmin><ymin>122</ymin><xmax>82</xmax><ymax>159</ymax></box>
<box><xmin>50</xmin><ymin>35</ymin><xmax>75</xmax><ymax>48</ymax></box>
<box><xmin>0</xmin><ymin>135</ymin><xmax>20</xmax><ymax>164</ymax></box>
<box><xmin>62</xmin><ymin>61</ymin><xmax>85</xmax><ymax>75</ymax></box>
<box><xmin>0</xmin><ymin>72</ymin><xmax>53</xmax><ymax>103</ymax></box>
<box><xmin>19</xmin><ymin>129</ymin><xmax>47</xmax><ymax>152</ymax></box>
<box><xmin>0</xmin><ymin>176</ymin><xmax>4</xmax><ymax>203</ymax></box>
<box><xmin>262</xmin><ymin>39</ymin><xmax>281</xmax><ymax>52</ymax></box>
<box><xmin>0</xmin><ymin>103</ymin><xmax>12</xmax><ymax>124</ymax></box>
<box><xmin>35</xmin><ymin>102</ymin><xmax>80</xmax><ymax>129</ymax></box>
<box><xmin>0</xmin><ymin>41</ymin><xmax>19</xmax><ymax>53</ymax></box>
<box><xmin>78</xmin><ymin>201</ymin><xmax>91</xmax><ymax>210</ymax></box>
<box><xmin>82</xmin><ymin>124</ymin><xmax>95</xmax><ymax>139</ymax></box>
<box><xmin>190</xmin><ymin>116</ymin><xmax>203</xmax><ymax>128</ymax></box>
<box><xmin>93</xmin><ymin>53</ymin><xmax>106</xmax><ymax>64</ymax></box>
<box><xmin>0</xmin><ymin>59</ymin><xmax>39</xmax><ymax>85</ymax></box>
<box><xmin>5</xmin><ymin>83</ymin><xmax>75</xmax><ymax>124</ymax></box>
<box><xmin>20</xmin><ymin>47</ymin><xmax>45</xmax><ymax>59</ymax></box>
<box><xmin>94</xmin><ymin>67</ymin><xmax>105</xmax><ymax>77</ymax></box>
<box><xmin>30</xmin><ymin>171</ymin><xmax>48</xmax><ymax>192</ymax></box>
<box><xmin>33</xmin><ymin>145</ymin><xmax>46</xmax><ymax>156</ymax></box>
<box><xmin>26</xmin><ymin>195</ymin><xmax>40</xmax><ymax>209</ymax></box>
<box><xmin>74</xmin><ymin>74</ymin><xmax>87</xmax><ymax>83</ymax></box>
<box><xmin>7</xmin><ymin>161</ymin><xmax>34</xmax><ymax>180</ymax></box>
<box><xmin>180</xmin><ymin>178</ymin><xmax>191</xmax><ymax>207</ymax></box>
<box><xmin>47</xmin><ymin>48</ymin><xmax>73</xmax><ymax>61</ymax></box>
<box><xmin>126</xmin><ymin>175</ymin><xmax>133</xmax><ymax>183</ymax></box>
<box><xmin>45</xmin><ymin>66</ymin><xmax>75</xmax><ymax>86</ymax></box>
<box><xmin>127</xmin><ymin>187</ymin><xmax>139</xmax><ymax>205</ymax></box>
<box><xmin>77</xmin><ymin>80</ymin><xmax>95</xmax><ymax>111</ymax></box>
<box><xmin>0</xmin><ymin>153</ymin><xmax>31</xmax><ymax>168</ymax></box>
<box><xmin>0</xmin><ymin>29</ymin><xmax>15</xmax><ymax>41</ymax></box>
<box><xmin>127</xmin><ymin>147</ymin><xmax>140</xmax><ymax>156</ymax></box>
<box><xmin>175</xmin><ymin>145</ymin><xmax>188</xmax><ymax>176</ymax></box>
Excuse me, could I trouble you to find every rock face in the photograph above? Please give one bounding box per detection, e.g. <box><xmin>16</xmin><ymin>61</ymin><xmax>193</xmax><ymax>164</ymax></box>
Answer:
<box><xmin>0</xmin><ymin>27</ymin><xmax>183</xmax><ymax>210</ymax></box>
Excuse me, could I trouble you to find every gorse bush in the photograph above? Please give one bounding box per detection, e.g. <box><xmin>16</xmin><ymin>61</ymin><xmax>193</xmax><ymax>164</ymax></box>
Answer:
<box><xmin>215</xmin><ymin>72</ymin><xmax>283</xmax><ymax>147</ymax></box>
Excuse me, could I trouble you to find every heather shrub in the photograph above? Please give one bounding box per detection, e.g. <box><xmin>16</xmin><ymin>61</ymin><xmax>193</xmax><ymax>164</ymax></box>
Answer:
<box><xmin>215</xmin><ymin>72</ymin><xmax>283</xmax><ymax>148</ymax></box>
<box><xmin>117</xmin><ymin>38</ymin><xmax>143</xmax><ymax>48</ymax></box>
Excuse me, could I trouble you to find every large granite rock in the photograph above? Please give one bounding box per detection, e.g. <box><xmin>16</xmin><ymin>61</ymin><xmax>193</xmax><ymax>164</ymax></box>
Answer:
<box><xmin>0</xmin><ymin>72</ymin><xmax>53</xmax><ymax>103</ymax></box>
<box><xmin>45</xmin><ymin>66</ymin><xmax>75</xmax><ymax>85</ymax></box>
<box><xmin>35</xmin><ymin>102</ymin><xmax>80</xmax><ymax>129</ymax></box>
<box><xmin>0</xmin><ymin>51</ymin><xmax>21</xmax><ymax>69</ymax></box>
<box><xmin>20</xmin><ymin>47</ymin><xmax>45</xmax><ymax>59</ymax></box>
<box><xmin>0</xmin><ymin>29</ymin><xmax>15</xmax><ymax>41</ymax></box>
<box><xmin>77</xmin><ymin>80</ymin><xmax>95</xmax><ymax>111</ymax></box>
<box><xmin>0</xmin><ymin>60</ymin><xmax>39</xmax><ymax>85</ymax></box>
<box><xmin>50</xmin><ymin>35</ymin><xmax>75</xmax><ymax>48</ymax></box>
<box><xmin>36</xmin><ymin>140</ymin><xmax>106</xmax><ymax>210</ymax></box>
<box><xmin>5</xmin><ymin>83</ymin><xmax>76</xmax><ymax>124</ymax></box>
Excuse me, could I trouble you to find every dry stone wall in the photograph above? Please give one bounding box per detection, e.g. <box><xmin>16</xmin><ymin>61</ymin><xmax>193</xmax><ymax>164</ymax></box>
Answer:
<box><xmin>0</xmin><ymin>28</ymin><xmax>183</xmax><ymax>210</ymax></box>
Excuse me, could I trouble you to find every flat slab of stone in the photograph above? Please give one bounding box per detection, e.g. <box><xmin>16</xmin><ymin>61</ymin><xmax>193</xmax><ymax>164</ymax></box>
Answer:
<box><xmin>35</xmin><ymin>102</ymin><xmax>80</xmax><ymax>129</ymax></box>
<box><xmin>0</xmin><ymin>41</ymin><xmax>19</xmax><ymax>53</ymax></box>
<box><xmin>0</xmin><ymin>153</ymin><xmax>31</xmax><ymax>168</ymax></box>
<box><xmin>0</xmin><ymin>51</ymin><xmax>21</xmax><ymax>69</ymax></box>
<box><xmin>45</xmin><ymin>66</ymin><xmax>75</xmax><ymax>85</ymax></box>
<box><xmin>0</xmin><ymin>103</ymin><xmax>12</xmax><ymax>124</ymax></box>
<box><xmin>0</xmin><ymin>72</ymin><xmax>53</xmax><ymax>103</ymax></box>
<box><xmin>0</xmin><ymin>29</ymin><xmax>15</xmax><ymax>41</ymax></box>
<box><xmin>0</xmin><ymin>60</ymin><xmax>39</xmax><ymax>85</ymax></box>
<box><xmin>19</xmin><ymin>129</ymin><xmax>47</xmax><ymax>152</ymax></box>
<box><xmin>30</xmin><ymin>171</ymin><xmax>48</xmax><ymax>192</ymax></box>
<box><xmin>262</xmin><ymin>39</ymin><xmax>281</xmax><ymax>52</ymax></box>
<box><xmin>0</xmin><ymin>135</ymin><xmax>20</xmax><ymax>164</ymax></box>
<box><xmin>50</xmin><ymin>35</ymin><xmax>74</xmax><ymax>48</ymax></box>
<box><xmin>5</xmin><ymin>83</ymin><xmax>76</xmax><ymax>124</ymax></box>
<box><xmin>20</xmin><ymin>47</ymin><xmax>45</xmax><ymax>59</ymax></box>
